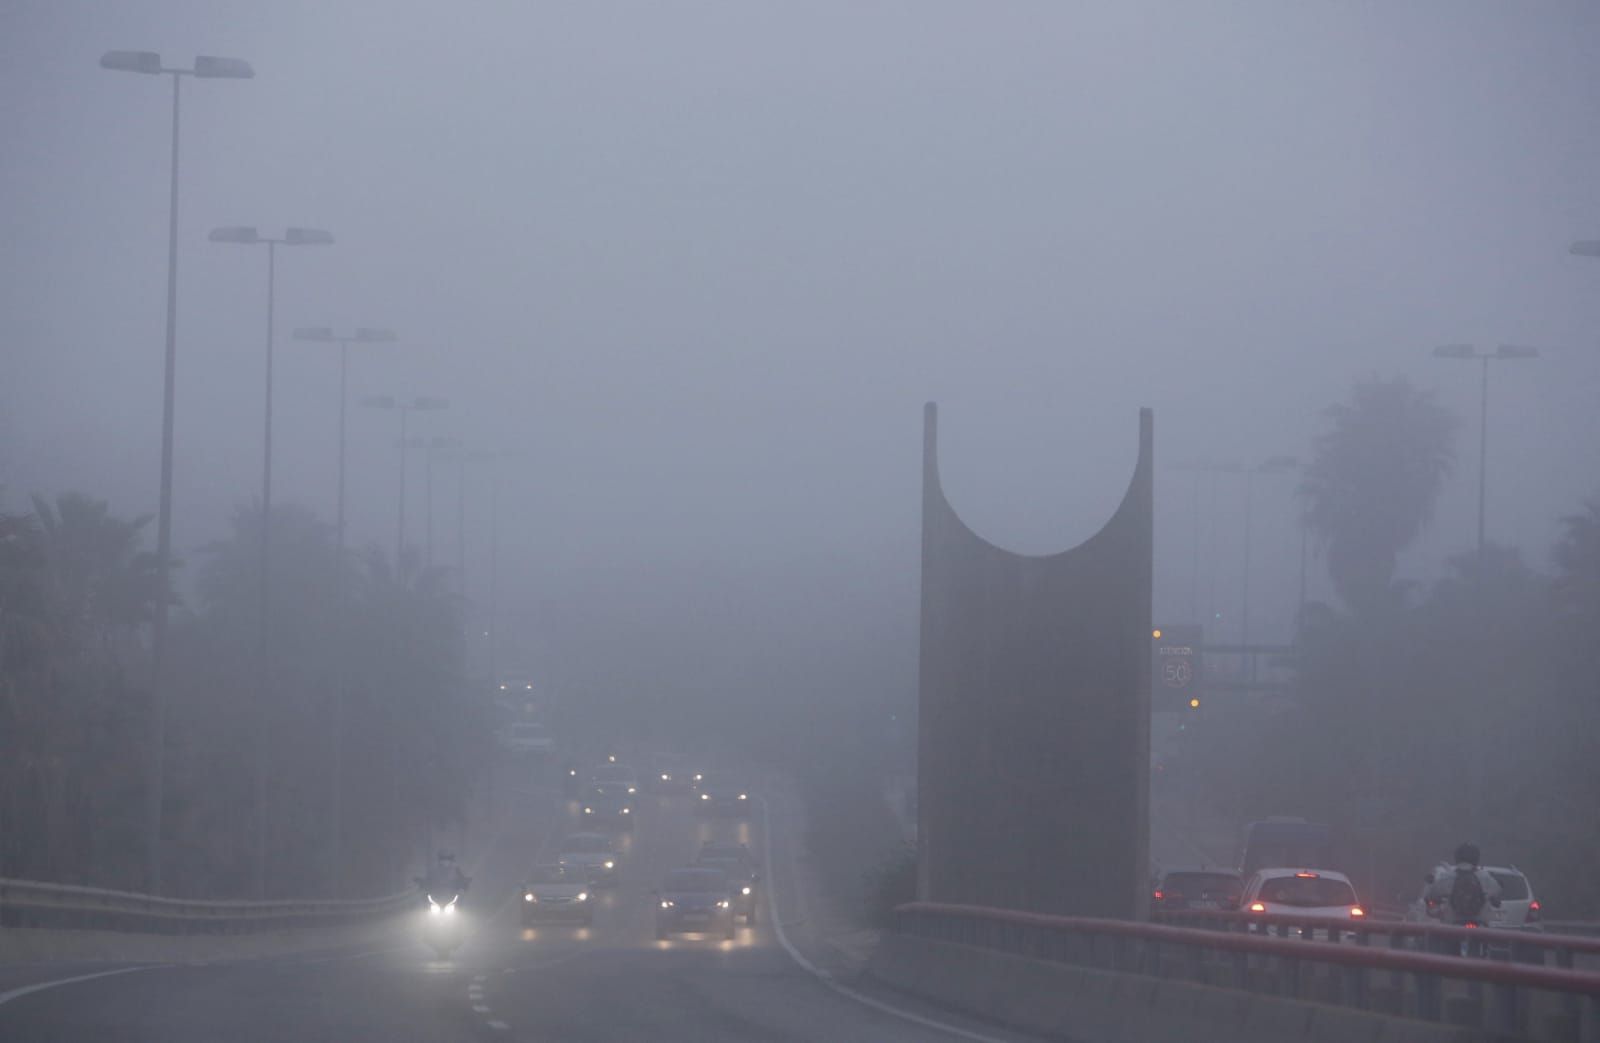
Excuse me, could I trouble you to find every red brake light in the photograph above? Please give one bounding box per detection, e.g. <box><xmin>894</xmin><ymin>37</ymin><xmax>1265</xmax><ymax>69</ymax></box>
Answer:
<box><xmin>1349</xmin><ymin>906</ymin><xmax>1365</xmax><ymax>918</ymax></box>
<box><xmin>1249</xmin><ymin>901</ymin><xmax>1266</xmax><ymax>913</ymax></box>
<box><xmin>1528</xmin><ymin>900</ymin><xmax>1540</xmax><ymax>922</ymax></box>
<box><xmin>1152</xmin><ymin>890</ymin><xmax>1163</xmax><ymax>901</ymax></box>
<box><xmin>1293</xmin><ymin>872</ymin><xmax>1318</xmax><ymax>878</ymax></box>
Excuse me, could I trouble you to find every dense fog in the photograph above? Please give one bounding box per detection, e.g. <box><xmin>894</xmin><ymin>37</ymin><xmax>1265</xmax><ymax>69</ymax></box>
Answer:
<box><xmin>3</xmin><ymin>2</ymin><xmax>1598</xmax><ymax>916</ymax></box>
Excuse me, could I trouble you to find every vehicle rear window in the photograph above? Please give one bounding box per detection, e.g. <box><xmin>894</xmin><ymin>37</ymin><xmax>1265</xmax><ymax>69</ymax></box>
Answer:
<box><xmin>1257</xmin><ymin>876</ymin><xmax>1356</xmax><ymax>907</ymax></box>
<box><xmin>1489</xmin><ymin>872</ymin><xmax>1530</xmax><ymax>900</ymax></box>
<box><xmin>1160</xmin><ymin>872</ymin><xmax>1241</xmax><ymax>899</ymax></box>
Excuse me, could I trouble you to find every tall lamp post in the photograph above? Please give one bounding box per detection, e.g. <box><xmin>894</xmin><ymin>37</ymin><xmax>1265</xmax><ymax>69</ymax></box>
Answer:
<box><xmin>363</xmin><ymin>396</ymin><xmax>449</xmax><ymax>567</ymax></box>
<box><xmin>212</xmin><ymin>226</ymin><xmax>333</xmax><ymax>897</ymax></box>
<box><xmin>291</xmin><ymin>326</ymin><xmax>396</xmax><ymax>894</ymax></box>
<box><xmin>98</xmin><ymin>48</ymin><xmax>253</xmax><ymax>895</ymax></box>
<box><xmin>1432</xmin><ymin>344</ymin><xmax>1539</xmax><ymax>555</ymax></box>
<box><xmin>423</xmin><ymin>437</ymin><xmax>460</xmax><ymax>570</ymax></box>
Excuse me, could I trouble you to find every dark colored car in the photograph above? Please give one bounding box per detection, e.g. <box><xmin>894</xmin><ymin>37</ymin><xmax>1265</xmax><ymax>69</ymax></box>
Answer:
<box><xmin>556</xmin><ymin>832</ymin><xmax>620</xmax><ymax>887</ymax></box>
<box><xmin>520</xmin><ymin>863</ymin><xmax>593</xmax><ymax>925</ymax></box>
<box><xmin>697</xmin><ymin>842</ymin><xmax>759</xmax><ymax>924</ymax></box>
<box><xmin>694</xmin><ymin>774</ymin><xmax>751</xmax><ymax>817</ymax></box>
<box><xmin>655</xmin><ymin>867</ymin><xmax>735</xmax><ymax>940</ymax></box>
<box><xmin>1152</xmin><ymin>868</ymin><xmax>1244</xmax><ymax>911</ymax></box>
<box><xmin>581</xmin><ymin>784</ymin><xmax>635</xmax><ymax>830</ymax></box>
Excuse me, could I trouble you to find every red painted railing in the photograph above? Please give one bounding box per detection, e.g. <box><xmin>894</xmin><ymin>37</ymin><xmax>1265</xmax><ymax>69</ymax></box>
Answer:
<box><xmin>896</xmin><ymin>901</ymin><xmax>1600</xmax><ymax>1042</ymax></box>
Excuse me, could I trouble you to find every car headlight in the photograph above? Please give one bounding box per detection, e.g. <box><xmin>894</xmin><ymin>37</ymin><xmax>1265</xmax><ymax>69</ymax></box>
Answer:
<box><xmin>443</xmin><ymin>902</ymin><xmax>457</xmax><ymax>916</ymax></box>
<box><xmin>603</xmin><ymin>861</ymin><xmax>615</xmax><ymax>870</ymax></box>
<box><xmin>524</xmin><ymin>893</ymin><xmax>535</xmax><ymax>902</ymax></box>
<box><xmin>701</xmin><ymin>793</ymin><xmax>710</xmax><ymax>801</ymax></box>
<box><xmin>660</xmin><ymin>773</ymin><xmax>671</xmax><ymax>781</ymax></box>
<box><xmin>627</xmin><ymin>786</ymin><xmax>637</xmax><ymax>794</ymax></box>
<box><xmin>584</xmin><ymin>807</ymin><xmax>593</xmax><ymax>814</ymax></box>
<box><xmin>660</xmin><ymin>900</ymin><xmax>674</xmax><ymax>909</ymax></box>
<box><xmin>428</xmin><ymin>902</ymin><xmax>442</xmax><ymax>916</ymax></box>
<box><xmin>577</xmin><ymin>892</ymin><xmax>589</xmax><ymax>902</ymax></box>
<box><xmin>742</xmin><ymin>886</ymin><xmax>751</xmax><ymax>896</ymax></box>
<box><xmin>738</xmin><ymin>793</ymin><xmax>748</xmax><ymax>800</ymax></box>
<box><xmin>717</xmin><ymin>899</ymin><xmax>730</xmax><ymax>909</ymax></box>
<box><xmin>621</xmin><ymin>807</ymin><xmax>631</xmax><ymax>814</ymax></box>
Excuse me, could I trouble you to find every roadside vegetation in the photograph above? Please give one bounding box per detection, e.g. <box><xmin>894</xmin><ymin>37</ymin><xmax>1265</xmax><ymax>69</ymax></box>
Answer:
<box><xmin>1173</xmin><ymin>376</ymin><xmax>1600</xmax><ymax>917</ymax></box>
<box><xmin>0</xmin><ymin>493</ymin><xmax>486</xmax><ymax>898</ymax></box>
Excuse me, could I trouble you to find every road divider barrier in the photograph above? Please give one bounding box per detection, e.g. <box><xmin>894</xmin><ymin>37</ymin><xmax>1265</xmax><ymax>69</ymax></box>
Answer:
<box><xmin>874</xmin><ymin>902</ymin><xmax>1600</xmax><ymax>1043</ymax></box>
<box><xmin>0</xmin><ymin>877</ymin><xmax>416</xmax><ymax>935</ymax></box>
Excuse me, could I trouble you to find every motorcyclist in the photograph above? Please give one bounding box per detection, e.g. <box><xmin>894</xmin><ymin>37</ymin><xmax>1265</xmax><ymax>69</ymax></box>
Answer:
<box><xmin>1422</xmin><ymin>842</ymin><xmax>1502</xmax><ymax>927</ymax></box>
<box><xmin>417</xmin><ymin>850</ymin><xmax>470</xmax><ymax>899</ymax></box>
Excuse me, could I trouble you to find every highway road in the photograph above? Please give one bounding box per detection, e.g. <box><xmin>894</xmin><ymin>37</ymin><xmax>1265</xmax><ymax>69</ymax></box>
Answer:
<box><xmin>0</xmin><ymin>768</ymin><xmax>1034</xmax><ymax>1042</ymax></box>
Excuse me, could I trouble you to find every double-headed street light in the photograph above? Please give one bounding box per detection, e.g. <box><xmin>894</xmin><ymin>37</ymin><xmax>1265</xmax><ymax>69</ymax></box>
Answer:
<box><xmin>99</xmin><ymin>49</ymin><xmax>253</xmax><ymax>895</ymax></box>
<box><xmin>1432</xmin><ymin>344</ymin><xmax>1539</xmax><ymax>555</ymax></box>
<box><xmin>211</xmin><ymin>225</ymin><xmax>333</xmax><ymax>900</ymax></box>
<box><xmin>291</xmin><ymin>326</ymin><xmax>396</xmax><ymax>895</ymax></box>
<box><xmin>363</xmin><ymin>396</ymin><xmax>449</xmax><ymax>566</ymax></box>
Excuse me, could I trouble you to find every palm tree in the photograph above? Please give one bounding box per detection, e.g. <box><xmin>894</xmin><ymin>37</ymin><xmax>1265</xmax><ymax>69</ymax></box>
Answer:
<box><xmin>1299</xmin><ymin>376</ymin><xmax>1456</xmax><ymax>616</ymax></box>
<box><xmin>30</xmin><ymin>492</ymin><xmax>161</xmax><ymax>654</ymax></box>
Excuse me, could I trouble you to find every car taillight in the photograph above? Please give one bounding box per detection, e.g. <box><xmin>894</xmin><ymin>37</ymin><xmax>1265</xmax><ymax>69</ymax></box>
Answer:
<box><xmin>1151</xmin><ymin>890</ymin><xmax>1163</xmax><ymax>901</ymax></box>
<box><xmin>1528</xmin><ymin>900</ymin><xmax>1540</xmax><ymax>922</ymax></box>
<box><xmin>1349</xmin><ymin>906</ymin><xmax>1365</xmax><ymax>918</ymax></box>
<box><xmin>1249</xmin><ymin>901</ymin><xmax>1266</xmax><ymax>913</ymax></box>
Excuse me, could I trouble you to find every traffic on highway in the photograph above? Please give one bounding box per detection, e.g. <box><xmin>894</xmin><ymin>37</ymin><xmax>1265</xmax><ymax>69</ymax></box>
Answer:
<box><xmin>6</xmin><ymin>4</ymin><xmax>1600</xmax><ymax>1042</ymax></box>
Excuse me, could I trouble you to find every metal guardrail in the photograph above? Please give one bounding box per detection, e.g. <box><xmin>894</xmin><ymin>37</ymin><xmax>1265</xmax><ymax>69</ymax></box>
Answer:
<box><xmin>0</xmin><ymin>878</ymin><xmax>417</xmax><ymax>935</ymax></box>
<box><xmin>1154</xmin><ymin>907</ymin><xmax>1600</xmax><ymax>970</ymax></box>
<box><xmin>896</xmin><ymin>902</ymin><xmax>1600</xmax><ymax>1042</ymax></box>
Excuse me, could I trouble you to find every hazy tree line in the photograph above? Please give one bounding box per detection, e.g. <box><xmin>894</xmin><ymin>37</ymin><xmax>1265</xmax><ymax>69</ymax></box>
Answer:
<box><xmin>0</xmin><ymin>492</ymin><xmax>487</xmax><ymax>898</ymax></box>
<box><xmin>1178</xmin><ymin>376</ymin><xmax>1600</xmax><ymax>917</ymax></box>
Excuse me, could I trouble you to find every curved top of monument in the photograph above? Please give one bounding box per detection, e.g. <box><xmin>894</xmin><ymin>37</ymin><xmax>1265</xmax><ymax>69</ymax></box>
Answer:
<box><xmin>922</xmin><ymin>401</ymin><xmax>1153</xmax><ymax>562</ymax></box>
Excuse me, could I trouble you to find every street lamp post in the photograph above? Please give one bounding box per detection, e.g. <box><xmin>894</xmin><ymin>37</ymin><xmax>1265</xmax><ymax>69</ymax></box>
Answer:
<box><xmin>291</xmin><ymin>327</ymin><xmax>396</xmax><ymax>894</ymax></box>
<box><xmin>212</xmin><ymin>226</ymin><xmax>333</xmax><ymax>898</ymax></box>
<box><xmin>1432</xmin><ymin>344</ymin><xmax>1539</xmax><ymax>555</ymax></box>
<box><xmin>99</xmin><ymin>48</ymin><xmax>253</xmax><ymax>895</ymax></box>
<box><xmin>1240</xmin><ymin>456</ymin><xmax>1298</xmax><ymax>680</ymax></box>
<box><xmin>363</xmin><ymin>397</ymin><xmax>449</xmax><ymax>568</ymax></box>
<box><xmin>423</xmin><ymin>437</ymin><xmax>460</xmax><ymax>570</ymax></box>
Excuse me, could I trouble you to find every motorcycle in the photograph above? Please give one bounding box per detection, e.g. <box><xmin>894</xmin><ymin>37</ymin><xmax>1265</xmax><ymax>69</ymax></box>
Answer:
<box><xmin>421</xmin><ymin>892</ymin><xmax>464</xmax><ymax>957</ymax></box>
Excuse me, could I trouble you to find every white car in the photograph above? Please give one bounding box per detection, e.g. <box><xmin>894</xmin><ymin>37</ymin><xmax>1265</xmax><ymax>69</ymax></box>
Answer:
<box><xmin>1240</xmin><ymin>868</ymin><xmax>1365</xmax><ymax>932</ymax></box>
<box><xmin>497</xmin><ymin>721</ymin><xmax>554</xmax><ymax>755</ymax></box>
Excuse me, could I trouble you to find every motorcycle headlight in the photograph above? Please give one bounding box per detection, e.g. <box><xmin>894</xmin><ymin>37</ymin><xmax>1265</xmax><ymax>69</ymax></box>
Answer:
<box><xmin>577</xmin><ymin>892</ymin><xmax>589</xmax><ymax>902</ymax></box>
<box><xmin>741</xmin><ymin>886</ymin><xmax>751</xmax><ymax>896</ymax></box>
<box><xmin>524</xmin><ymin>893</ymin><xmax>535</xmax><ymax>902</ymax></box>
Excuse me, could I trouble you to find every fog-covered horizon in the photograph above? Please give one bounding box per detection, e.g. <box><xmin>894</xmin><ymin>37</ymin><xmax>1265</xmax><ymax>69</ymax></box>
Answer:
<box><xmin>6</xmin><ymin>1</ymin><xmax>1599</xmax><ymax>677</ymax></box>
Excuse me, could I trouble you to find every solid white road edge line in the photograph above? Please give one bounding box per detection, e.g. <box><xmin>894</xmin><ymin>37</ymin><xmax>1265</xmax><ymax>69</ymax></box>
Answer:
<box><xmin>0</xmin><ymin>965</ymin><xmax>164</xmax><ymax>1009</ymax></box>
<box><xmin>759</xmin><ymin>795</ymin><xmax>1012</xmax><ymax>1043</ymax></box>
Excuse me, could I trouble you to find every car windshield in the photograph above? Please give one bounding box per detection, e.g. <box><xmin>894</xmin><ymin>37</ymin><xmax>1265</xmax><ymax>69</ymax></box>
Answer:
<box><xmin>562</xmin><ymin>836</ymin><xmax>609</xmax><ymax>853</ymax></box>
<box><xmin>1489</xmin><ymin>871</ymin><xmax>1530</xmax><ymax>900</ymax></box>
<box><xmin>1161</xmin><ymin>872</ymin><xmax>1241</xmax><ymax>899</ymax></box>
<box><xmin>591</xmin><ymin>765</ymin><xmax>632</xmax><ymax>781</ymax></box>
<box><xmin>699</xmin><ymin>857</ymin><xmax>752</xmax><ymax>878</ymax></box>
<box><xmin>665</xmin><ymin>869</ymin><xmax>727</xmax><ymax>893</ymax></box>
<box><xmin>701</xmin><ymin>776</ymin><xmax>743</xmax><ymax>793</ymax></box>
<box><xmin>528</xmin><ymin>865</ymin><xmax>577</xmax><ymax>884</ymax></box>
<box><xmin>1258</xmin><ymin>876</ymin><xmax>1356</xmax><ymax>907</ymax></box>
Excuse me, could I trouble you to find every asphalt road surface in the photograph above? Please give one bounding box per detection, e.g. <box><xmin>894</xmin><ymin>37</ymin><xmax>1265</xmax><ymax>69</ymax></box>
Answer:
<box><xmin>0</xmin><ymin>770</ymin><xmax>1034</xmax><ymax>1042</ymax></box>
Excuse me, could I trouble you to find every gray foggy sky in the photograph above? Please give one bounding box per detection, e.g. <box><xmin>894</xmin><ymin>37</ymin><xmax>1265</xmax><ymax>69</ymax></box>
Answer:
<box><xmin>4</xmin><ymin>2</ymin><xmax>1599</xmax><ymax>678</ymax></box>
